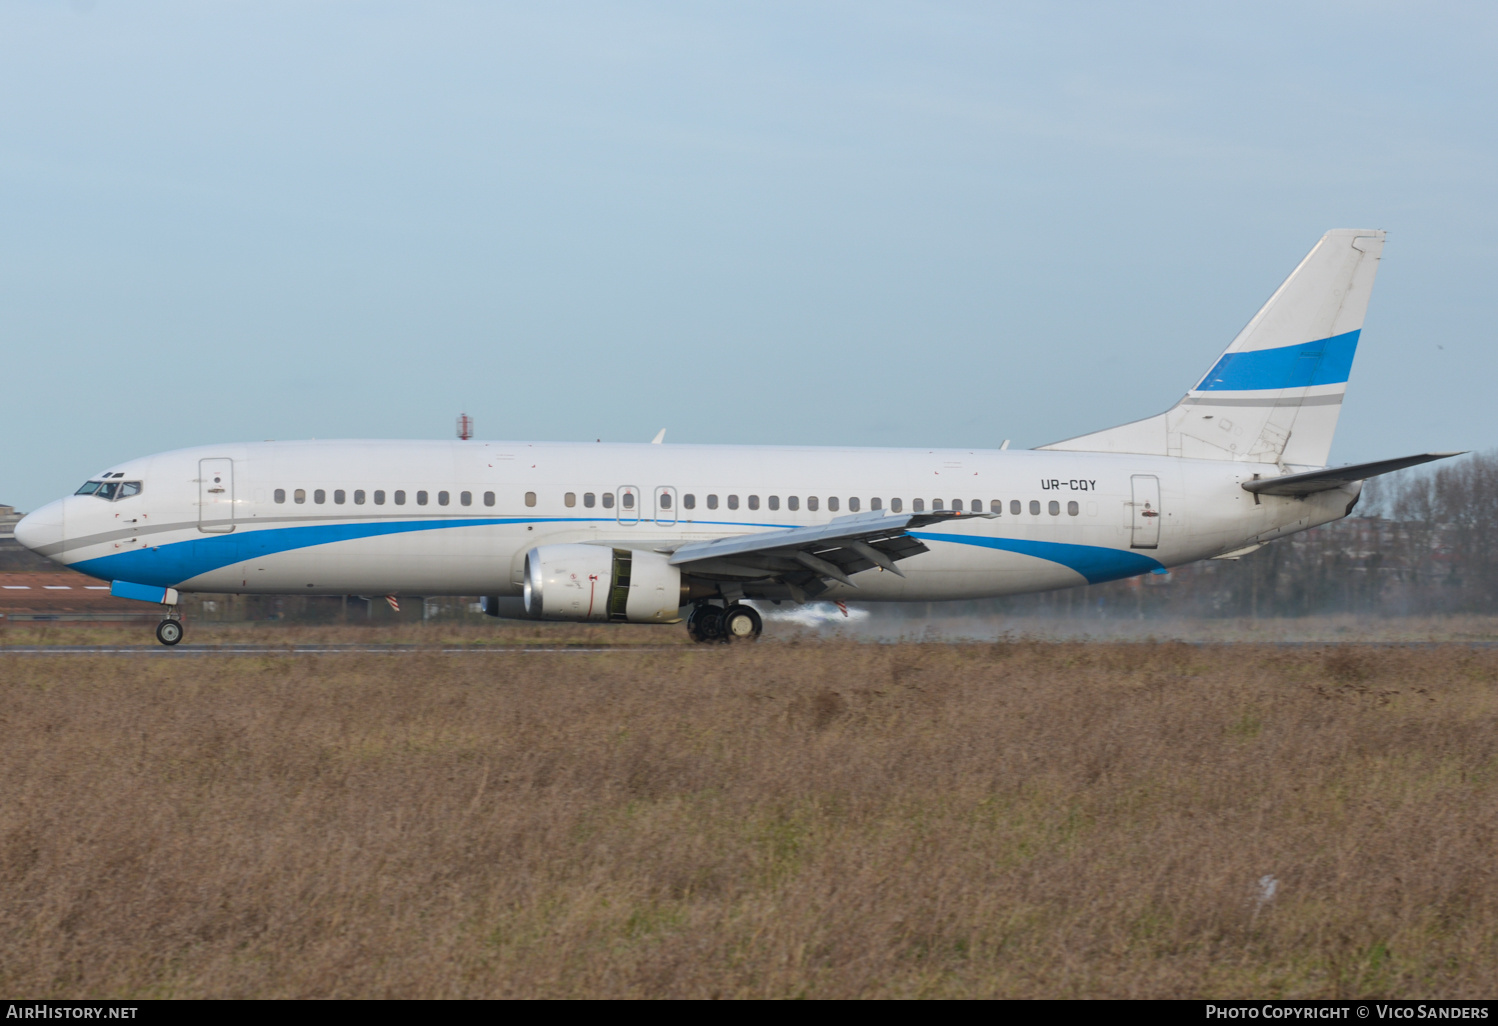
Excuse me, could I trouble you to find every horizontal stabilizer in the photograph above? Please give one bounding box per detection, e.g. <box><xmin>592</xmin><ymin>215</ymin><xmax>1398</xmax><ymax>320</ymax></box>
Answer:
<box><xmin>1242</xmin><ymin>452</ymin><xmax>1464</xmax><ymax>497</ymax></box>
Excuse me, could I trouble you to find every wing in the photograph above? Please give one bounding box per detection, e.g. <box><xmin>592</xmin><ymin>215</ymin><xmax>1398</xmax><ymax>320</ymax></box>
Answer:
<box><xmin>667</xmin><ymin>509</ymin><xmax>992</xmax><ymax>601</ymax></box>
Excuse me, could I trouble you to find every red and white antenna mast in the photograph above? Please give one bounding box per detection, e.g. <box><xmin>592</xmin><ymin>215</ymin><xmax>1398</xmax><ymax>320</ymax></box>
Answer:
<box><xmin>456</xmin><ymin>412</ymin><xmax>473</xmax><ymax>441</ymax></box>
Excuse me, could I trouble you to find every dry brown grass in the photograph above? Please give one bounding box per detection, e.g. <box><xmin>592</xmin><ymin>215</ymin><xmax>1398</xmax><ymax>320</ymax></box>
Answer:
<box><xmin>2</xmin><ymin>640</ymin><xmax>1496</xmax><ymax>998</ymax></box>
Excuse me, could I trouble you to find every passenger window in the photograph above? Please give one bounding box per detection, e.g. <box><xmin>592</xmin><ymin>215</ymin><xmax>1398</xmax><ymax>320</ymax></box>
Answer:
<box><xmin>314</xmin><ymin>489</ymin><xmax>326</xmax><ymax>504</ymax></box>
<box><xmin>395</xmin><ymin>490</ymin><xmax>406</xmax><ymax>505</ymax></box>
<box><xmin>417</xmin><ymin>491</ymin><xmax>428</xmax><ymax>506</ymax></box>
<box><xmin>788</xmin><ymin>496</ymin><xmax>799</xmax><ymax>511</ymax></box>
<box><xmin>484</xmin><ymin>492</ymin><xmax>495</xmax><ymax>507</ymax></box>
<box><xmin>660</xmin><ymin>492</ymin><xmax>672</xmax><ymax>509</ymax></box>
<box><xmin>583</xmin><ymin>492</ymin><xmax>596</xmax><ymax>508</ymax></box>
<box><xmin>1029</xmin><ymin>500</ymin><xmax>1041</xmax><ymax>515</ymax></box>
<box><xmin>1049</xmin><ymin>500</ymin><xmax>1060</xmax><ymax>516</ymax></box>
<box><xmin>850</xmin><ymin>497</ymin><xmax>862</xmax><ymax>512</ymax></box>
<box><xmin>871</xmin><ymin>498</ymin><xmax>882</xmax><ymax>510</ymax></box>
<box><xmin>375</xmin><ymin>490</ymin><xmax>386</xmax><ymax>505</ymax></box>
<box><xmin>1068</xmin><ymin>500</ymin><xmax>1080</xmax><ymax>516</ymax></box>
<box><xmin>951</xmin><ymin>499</ymin><xmax>962</xmax><ymax>511</ymax></box>
<box><xmin>1011</xmin><ymin>500</ymin><xmax>1022</xmax><ymax>515</ymax></box>
<box><xmin>932</xmin><ymin>499</ymin><xmax>943</xmax><ymax>511</ymax></box>
<box><xmin>767</xmin><ymin>496</ymin><xmax>778</xmax><ymax>511</ymax></box>
<box><xmin>335</xmin><ymin>489</ymin><xmax>346</xmax><ymax>504</ymax></box>
<box><xmin>564</xmin><ymin>492</ymin><xmax>576</xmax><ymax>508</ymax></box>
<box><xmin>707</xmin><ymin>494</ymin><xmax>719</xmax><ymax>509</ymax></box>
<box><xmin>991</xmin><ymin>500</ymin><xmax>1002</xmax><ymax>514</ymax></box>
<box><xmin>354</xmin><ymin>490</ymin><xmax>365</xmax><ymax>505</ymax></box>
<box><xmin>460</xmin><ymin>491</ymin><xmax>472</xmax><ymax>506</ymax></box>
<box><xmin>683</xmin><ymin>494</ymin><xmax>695</xmax><ymax>510</ymax></box>
<box><xmin>274</xmin><ymin>488</ymin><xmax>286</xmax><ymax>504</ymax></box>
<box><xmin>727</xmin><ymin>495</ymin><xmax>739</xmax><ymax>510</ymax></box>
<box><xmin>807</xmin><ymin>496</ymin><xmax>818</xmax><ymax>512</ymax></box>
<box><xmin>438</xmin><ymin>491</ymin><xmax>450</xmax><ymax>506</ymax></box>
<box><xmin>888</xmin><ymin>498</ymin><xmax>899</xmax><ymax>513</ymax></box>
<box><xmin>294</xmin><ymin>488</ymin><xmax>307</xmax><ymax>504</ymax></box>
<box><xmin>914</xmin><ymin>498</ymin><xmax>926</xmax><ymax>512</ymax></box>
<box><xmin>524</xmin><ymin>492</ymin><xmax>536</xmax><ymax>507</ymax></box>
<box><xmin>602</xmin><ymin>493</ymin><xmax>615</xmax><ymax>509</ymax></box>
<box><xmin>748</xmin><ymin>495</ymin><xmax>760</xmax><ymax>510</ymax></box>
<box><xmin>828</xmin><ymin>497</ymin><xmax>839</xmax><ymax>512</ymax></box>
<box><xmin>622</xmin><ymin>492</ymin><xmax>634</xmax><ymax>509</ymax></box>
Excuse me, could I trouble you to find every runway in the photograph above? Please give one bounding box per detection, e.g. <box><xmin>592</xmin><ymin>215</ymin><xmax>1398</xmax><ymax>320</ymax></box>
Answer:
<box><xmin>0</xmin><ymin>645</ymin><xmax>675</xmax><ymax>655</ymax></box>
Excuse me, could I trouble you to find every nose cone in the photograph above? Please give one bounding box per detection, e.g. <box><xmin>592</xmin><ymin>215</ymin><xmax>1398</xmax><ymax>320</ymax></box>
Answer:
<box><xmin>13</xmin><ymin>500</ymin><xmax>64</xmax><ymax>557</ymax></box>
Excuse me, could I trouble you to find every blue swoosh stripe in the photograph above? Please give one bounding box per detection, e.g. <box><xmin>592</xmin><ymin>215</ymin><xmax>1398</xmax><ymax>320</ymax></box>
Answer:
<box><xmin>911</xmin><ymin>531</ymin><xmax>1164</xmax><ymax>585</ymax></box>
<box><xmin>1196</xmin><ymin>330</ymin><xmax>1359</xmax><ymax>392</ymax></box>
<box><xmin>79</xmin><ymin>519</ymin><xmax>1166</xmax><ymax>593</ymax></box>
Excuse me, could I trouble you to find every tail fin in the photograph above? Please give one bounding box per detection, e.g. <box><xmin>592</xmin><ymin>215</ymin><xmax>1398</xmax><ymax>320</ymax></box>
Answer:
<box><xmin>1038</xmin><ymin>229</ymin><xmax>1386</xmax><ymax>468</ymax></box>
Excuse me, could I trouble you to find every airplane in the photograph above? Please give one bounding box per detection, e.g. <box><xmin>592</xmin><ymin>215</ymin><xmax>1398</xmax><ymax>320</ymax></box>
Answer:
<box><xmin>13</xmin><ymin>229</ymin><xmax>1460</xmax><ymax>646</ymax></box>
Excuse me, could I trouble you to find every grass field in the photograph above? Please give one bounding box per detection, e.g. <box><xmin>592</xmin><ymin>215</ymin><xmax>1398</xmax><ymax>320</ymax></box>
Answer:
<box><xmin>12</xmin><ymin>612</ymin><xmax>1498</xmax><ymax>648</ymax></box>
<box><xmin>2</xmin><ymin>635</ymin><xmax>1496</xmax><ymax>998</ymax></box>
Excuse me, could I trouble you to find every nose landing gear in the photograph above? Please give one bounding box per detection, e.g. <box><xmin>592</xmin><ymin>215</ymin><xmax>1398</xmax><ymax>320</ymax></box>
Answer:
<box><xmin>687</xmin><ymin>602</ymin><xmax>762</xmax><ymax>643</ymax></box>
<box><xmin>155</xmin><ymin>615</ymin><xmax>184</xmax><ymax>646</ymax></box>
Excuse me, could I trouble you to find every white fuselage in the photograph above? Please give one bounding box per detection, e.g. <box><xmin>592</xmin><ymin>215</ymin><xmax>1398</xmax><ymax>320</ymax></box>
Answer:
<box><xmin>17</xmin><ymin>439</ymin><xmax>1357</xmax><ymax>605</ymax></box>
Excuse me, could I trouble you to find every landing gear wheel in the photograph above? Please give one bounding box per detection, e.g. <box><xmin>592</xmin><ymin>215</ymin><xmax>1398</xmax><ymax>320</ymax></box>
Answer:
<box><xmin>720</xmin><ymin>604</ymin><xmax>762</xmax><ymax>642</ymax></box>
<box><xmin>687</xmin><ymin>605</ymin><xmax>723</xmax><ymax>643</ymax></box>
<box><xmin>155</xmin><ymin>619</ymin><xmax>183</xmax><ymax>646</ymax></box>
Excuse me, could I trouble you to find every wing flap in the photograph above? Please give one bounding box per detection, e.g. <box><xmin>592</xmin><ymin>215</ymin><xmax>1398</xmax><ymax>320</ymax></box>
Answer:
<box><xmin>669</xmin><ymin>510</ymin><xmax>990</xmax><ymax>590</ymax></box>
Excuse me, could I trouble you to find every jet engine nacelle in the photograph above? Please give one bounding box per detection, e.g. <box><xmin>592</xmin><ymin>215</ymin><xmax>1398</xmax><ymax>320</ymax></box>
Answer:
<box><xmin>521</xmin><ymin>544</ymin><xmax>684</xmax><ymax>623</ymax></box>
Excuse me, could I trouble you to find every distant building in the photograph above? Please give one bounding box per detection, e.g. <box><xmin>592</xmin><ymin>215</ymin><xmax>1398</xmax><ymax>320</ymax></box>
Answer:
<box><xmin>0</xmin><ymin>505</ymin><xmax>60</xmax><ymax>572</ymax></box>
<box><xmin>0</xmin><ymin>504</ymin><xmax>20</xmax><ymax>540</ymax></box>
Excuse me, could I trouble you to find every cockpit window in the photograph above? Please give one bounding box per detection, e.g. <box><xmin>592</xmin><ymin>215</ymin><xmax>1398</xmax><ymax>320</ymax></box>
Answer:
<box><xmin>78</xmin><ymin>479</ymin><xmax>142</xmax><ymax>501</ymax></box>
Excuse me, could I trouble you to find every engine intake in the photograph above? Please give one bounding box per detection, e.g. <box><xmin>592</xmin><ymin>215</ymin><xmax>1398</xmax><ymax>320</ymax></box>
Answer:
<box><xmin>522</xmin><ymin>544</ymin><xmax>684</xmax><ymax>623</ymax></box>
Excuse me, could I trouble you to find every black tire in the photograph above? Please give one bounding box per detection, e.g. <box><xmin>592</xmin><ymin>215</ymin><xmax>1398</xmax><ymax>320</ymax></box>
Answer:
<box><xmin>720</xmin><ymin>604</ymin><xmax>762</xmax><ymax>642</ymax></box>
<box><xmin>687</xmin><ymin>605</ymin><xmax>723</xmax><ymax>643</ymax></box>
<box><xmin>155</xmin><ymin>619</ymin><xmax>183</xmax><ymax>646</ymax></box>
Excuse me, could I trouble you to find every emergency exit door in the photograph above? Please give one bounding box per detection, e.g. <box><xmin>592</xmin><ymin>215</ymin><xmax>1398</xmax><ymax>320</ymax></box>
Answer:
<box><xmin>654</xmin><ymin>486</ymin><xmax>678</xmax><ymax>526</ymax></box>
<box><xmin>198</xmin><ymin>458</ymin><xmax>236</xmax><ymax>534</ymax></box>
<box><xmin>616</xmin><ymin>485</ymin><xmax>640</xmax><ymax>525</ymax></box>
<box><xmin>1130</xmin><ymin>475</ymin><xmax>1160</xmax><ymax>549</ymax></box>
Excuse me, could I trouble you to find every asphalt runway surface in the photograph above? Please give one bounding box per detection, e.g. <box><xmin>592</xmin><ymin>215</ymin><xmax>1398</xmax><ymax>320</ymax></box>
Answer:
<box><xmin>0</xmin><ymin>645</ymin><xmax>671</xmax><ymax>655</ymax></box>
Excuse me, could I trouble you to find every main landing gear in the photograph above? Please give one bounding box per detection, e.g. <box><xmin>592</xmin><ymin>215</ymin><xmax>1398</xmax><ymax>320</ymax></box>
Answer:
<box><xmin>155</xmin><ymin>615</ymin><xmax>184</xmax><ymax>646</ymax></box>
<box><xmin>687</xmin><ymin>602</ymin><xmax>763</xmax><ymax>644</ymax></box>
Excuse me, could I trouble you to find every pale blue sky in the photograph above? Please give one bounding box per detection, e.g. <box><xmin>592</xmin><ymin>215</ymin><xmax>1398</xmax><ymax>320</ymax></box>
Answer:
<box><xmin>3</xmin><ymin>1</ymin><xmax>1495</xmax><ymax>510</ymax></box>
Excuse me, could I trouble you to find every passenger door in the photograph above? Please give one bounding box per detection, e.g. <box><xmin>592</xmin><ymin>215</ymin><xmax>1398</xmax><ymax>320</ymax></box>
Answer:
<box><xmin>1130</xmin><ymin>474</ymin><xmax>1160</xmax><ymax>549</ymax></box>
<box><xmin>198</xmin><ymin>458</ymin><xmax>236</xmax><ymax>534</ymax></box>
